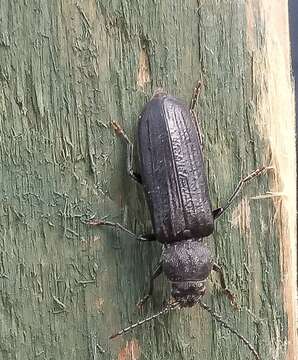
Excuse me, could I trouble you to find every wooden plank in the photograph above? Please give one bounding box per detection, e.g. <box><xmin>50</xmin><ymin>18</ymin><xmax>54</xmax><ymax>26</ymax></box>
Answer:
<box><xmin>0</xmin><ymin>1</ymin><xmax>295</xmax><ymax>359</ymax></box>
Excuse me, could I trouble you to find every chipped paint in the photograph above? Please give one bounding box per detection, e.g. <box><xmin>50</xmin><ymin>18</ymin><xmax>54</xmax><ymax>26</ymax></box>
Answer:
<box><xmin>137</xmin><ymin>48</ymin><xmax>151</xmax><ymax>90</ymax></box>
<box><xmin>118</xmin><ymin>340</ymin><xmax>140</xmax><ymax>360</ymax></box>
<box><xmin>95</xmin><ymin>297</ymin><xmax>104</xmax><ymax>312</ymax></box>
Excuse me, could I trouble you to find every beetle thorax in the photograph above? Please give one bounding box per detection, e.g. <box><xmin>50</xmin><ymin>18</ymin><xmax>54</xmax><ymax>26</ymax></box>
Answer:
<box><xmin>162</xmin><ymin>239</ymin><xmax>213</xmax><ymax>281</ymax></box>
<box><xmin>161</xmin><ymin>239</ymin><xmax>213</xmax><ymax>306</ymax></box>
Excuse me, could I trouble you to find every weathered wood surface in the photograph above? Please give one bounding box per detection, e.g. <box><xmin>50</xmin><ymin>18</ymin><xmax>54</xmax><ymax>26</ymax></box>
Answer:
<box><xmin>0</xmin><ymin>1</ymin><xmax>296</xmax><ymax>359</ymax></box>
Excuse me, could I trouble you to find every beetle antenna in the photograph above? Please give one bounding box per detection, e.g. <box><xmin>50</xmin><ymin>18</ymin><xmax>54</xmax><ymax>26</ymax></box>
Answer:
<box><xmin>110</xmin><ymin>302</ymin><xmax>180</xmax><ymax>339</ymax></box>
<box><xmin>198</xmin><ymin>300</ymin><xmax>260</xmax><ymax>360</ymax></box>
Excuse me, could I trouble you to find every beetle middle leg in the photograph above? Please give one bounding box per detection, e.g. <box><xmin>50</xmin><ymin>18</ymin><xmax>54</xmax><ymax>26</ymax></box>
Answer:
<box><xmin>111</xmin><ymin>121</ymin><xmax>142</xmax><ymax>184</ymax></box>
<box><xmin>213</xmin><ymin>166</ymin><xmax>267</xmax><ymax>220</ymax></box>
<box><xmin>88</xmin><ymin>219</ymin><xmax>156</xmax><ymax>242</ymax></box>
<box><xmin>212</xmin><ymin>263</ymin><xmax>238</xmax><ymax>308</ymax></box>
<box><xmin>137</xmin><ymin>261</ymin><xmax>163</xmax><ymax>308</ymax></box>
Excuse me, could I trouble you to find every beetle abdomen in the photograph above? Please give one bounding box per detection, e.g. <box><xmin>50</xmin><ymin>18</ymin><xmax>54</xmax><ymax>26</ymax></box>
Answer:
<box><xmin>138</xmin><ymin>91</ymin><xmax>214</xmax><ymax>243</ymax></box>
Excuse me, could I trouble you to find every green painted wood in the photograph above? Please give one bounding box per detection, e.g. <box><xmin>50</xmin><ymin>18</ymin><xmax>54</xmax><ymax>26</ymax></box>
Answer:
<box><xmin>0</xmin><ymin>1</ymin><xmax>291</xmax><ymax>359</ymax></box>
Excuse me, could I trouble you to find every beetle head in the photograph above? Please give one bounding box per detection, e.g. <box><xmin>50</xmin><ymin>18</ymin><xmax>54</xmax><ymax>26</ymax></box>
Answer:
<box><xmin>171</xmin><ymin>280</ymin><xmax>206</xmax><ymax>307</ymax></box>
<box><xmin>162</xmin><ymin>239</ymin><xmax>213</xmax><ymax>306</ymax></box>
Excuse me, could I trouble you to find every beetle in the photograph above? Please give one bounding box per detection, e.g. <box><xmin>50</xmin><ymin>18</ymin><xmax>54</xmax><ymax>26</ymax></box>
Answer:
<box><xmin>90</xmin><ymin>82</ymin><xmax>265</xmax><ymax>359</ymax></box>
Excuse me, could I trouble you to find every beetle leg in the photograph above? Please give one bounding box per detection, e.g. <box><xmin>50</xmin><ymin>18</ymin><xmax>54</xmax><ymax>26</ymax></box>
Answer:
<box><xmin>212</xmin><ymin>263</ymin><xmax>238</xmax><ymax>308</ymax></box>
<box><xmin>189</xmin><ymin>81</ymin><xmax>204</xmax><ymax>147</ymax></box>
<box><xmin>111</xmin><ymin>121</ymin><xmax>142</xmax><ymax>184</ymax></box>
<box><xmin>137</xmin><ymin>261</ymin><xmax>163</xmax><ymax>308</ymax></box>
<box><xmin>88</xmin><ymin>219</ymin><xmax>156</xmax><ymax>242</ymax></box>
<box><xmin>213</xmin><ymin>166</ymin><xmax>267</xmax><ymax>220</ymax></box>
<box><xmin>189</xmin><ymin>80</ymin><xmax>202</xmax><ymax>111</ymax></box>
<box><xmin>136</xmin><ymin>233</ymin><xmax>157</xmax><ymax>242</ymax></box>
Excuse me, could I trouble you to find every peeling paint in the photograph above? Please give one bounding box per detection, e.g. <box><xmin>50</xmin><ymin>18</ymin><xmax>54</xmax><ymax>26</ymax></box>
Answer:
<box><xmin>137</xmin><ymin>48</ymin><xmax>151</xmax><ymax>90</ymax></box>
<box><xmin>95</xmin><ymin>297</ymin><xmax>104</xmax><ymax>312</ymax></box>
<box><xmin>118</xmin><ymin>340</ymin><xmax>140</xmax><ymax>360</ymax></box>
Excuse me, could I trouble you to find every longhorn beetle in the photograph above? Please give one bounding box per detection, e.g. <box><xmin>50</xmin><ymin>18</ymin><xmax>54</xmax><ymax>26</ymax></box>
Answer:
<box><xmin>90</xmin><ymin>82</ymin><xmax>265</xmax><ymax>359</ymax></box>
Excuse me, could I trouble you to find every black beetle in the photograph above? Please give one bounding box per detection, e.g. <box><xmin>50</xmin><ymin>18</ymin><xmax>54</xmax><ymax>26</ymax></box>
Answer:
<box><xmin>90</xmin><ymin>82</ymin><xmax>264</xmax><ymax>359</ymax></box>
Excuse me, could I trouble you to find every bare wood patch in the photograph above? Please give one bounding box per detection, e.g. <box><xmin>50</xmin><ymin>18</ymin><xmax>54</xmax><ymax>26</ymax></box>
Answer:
<box><xmin>118</xmin><ymin>339</ymin><xmax>140</xmax><ymax>360</ymax></box>
<box><xmin>246</xmin><ymin>2</ymin><xmax>297</xmax><ymax>359</ymax></box>
<box><xmin>137</xmin><ymin>48</ymin><xmax>150</xmax><ymax>89</ymax></box>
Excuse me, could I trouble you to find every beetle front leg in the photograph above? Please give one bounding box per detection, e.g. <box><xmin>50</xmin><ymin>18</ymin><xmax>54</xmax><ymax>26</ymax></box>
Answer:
<box><xmin>88</xmin><ymin>219</ymin><xmax>156</xmax><ymax>242</ymax></box>
<box><xmin>137</xmin><ymin>261</ymin><xmax>163</xmax><ymax>308</ymax></box>
<box><xmin>213</xmin><ymin>166</ymin><xmax>267</xmax><ymax>220</ymax></box>
<box><xmin>111</xmin><ymin>121</ymin><xmax>142</xmax><ymax>184</ymax></box>
<box><xmin>212</xmin><ymin>263</ymin><xmax>238</xmax><ymax>308</ymax></box>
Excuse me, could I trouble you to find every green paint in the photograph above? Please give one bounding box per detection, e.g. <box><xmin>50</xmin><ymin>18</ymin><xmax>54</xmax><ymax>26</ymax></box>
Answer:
<box><xmin>0</xmin><ymin>1</ymin><xmax>287</xmax><ymax>359</ymax></box>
